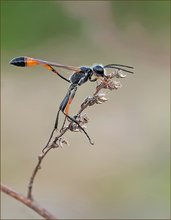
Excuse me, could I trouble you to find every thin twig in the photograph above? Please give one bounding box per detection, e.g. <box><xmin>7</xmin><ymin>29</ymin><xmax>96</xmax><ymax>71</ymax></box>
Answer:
<box><xmin>2</xmin><ymin>69</ymin><xmax>131</xmax><ymax>219</ymax></box>
<box><xmin>27</xmin><ymin>126</ymin><xmax>69</xmax><ymax>200</ymax></box>
<box><xmin>27</xmin><ymin>146</ymin><xmax>53</xmax><ymax>200</ymax></box>
<box><xmin>27</xmin><ymin>96</ymin><xmax>98</xmax><ymax>200</ymax></box>
<box><xmin>1</xmin><ymin>183</ymin><xmax>58</xmax><ymax>220</ymax></box>
<box><xmin>27</xmin><ymin>71</ymin><xmax>125</xmax><ymax>203</ymax></box>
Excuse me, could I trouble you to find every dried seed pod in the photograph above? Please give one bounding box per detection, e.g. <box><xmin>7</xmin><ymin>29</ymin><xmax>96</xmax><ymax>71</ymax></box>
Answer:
<box><xmin>115</xmin><ymin>70</ymin><xmax>126</xmax><ymax>78</ymax></box>
<box><xmin>107</xmin><ymin>80</ymin><xmax>122</xmax><ymax>90</ymax></box>
<box><xmin>69</xmin><ymin>113</ymin><xmax>89</xmax><ymax>132</ymax></box>
<box><xmin>51</xmin><ymin>137</ymin><xmax>69</xmax><ymax>148</ymax></box>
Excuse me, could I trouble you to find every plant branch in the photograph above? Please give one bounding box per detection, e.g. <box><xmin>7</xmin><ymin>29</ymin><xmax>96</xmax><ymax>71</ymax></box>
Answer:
<box><xmin>2</xmin><ymin>69</ymin><xmax>131</xmax><ymax>219</ymax></box>
<box><xmin>27</xmin><ymin>126</ymin><xmax>69</xmax><ymax>200</ymax></box>
<box><xmin>27</xmin><ymin>70</ymin><xmax>125</xmax><ymax>203</ymax></box>
<box><xmin>1</xmin><ymin>183</ymin><xmax>58</xmax><ymax>220</ymax></box>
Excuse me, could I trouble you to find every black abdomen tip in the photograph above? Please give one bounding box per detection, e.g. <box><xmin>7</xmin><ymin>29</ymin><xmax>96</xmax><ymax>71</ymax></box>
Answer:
<box><xmin>10</xmin><ymin>57</ymin><xmax>26</xmax><ymax>67</ymax></box>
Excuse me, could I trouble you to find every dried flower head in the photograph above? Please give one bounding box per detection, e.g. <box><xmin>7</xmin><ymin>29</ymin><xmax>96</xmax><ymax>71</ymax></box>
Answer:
<box><xmin>48</xmin><ymin>68</ymin><xmax>131</xmax><ymax>147</ymax></box>
<box><xmin>69</xmin><ymin>113</ymin><xmax>89</xmax><ymax>132</ymax></box>
<box><xmin>107</xmin><ymin>69</ymin><xmax>126</xmax><ymax>79</ymax></box>
<box><xmin>51</xmin><ymin>137</ymin><xmax>69</xmax><ymax>148</ymax></box>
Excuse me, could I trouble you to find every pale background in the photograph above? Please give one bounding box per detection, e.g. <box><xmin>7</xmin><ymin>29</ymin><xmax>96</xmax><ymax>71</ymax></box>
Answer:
<box><xmin>1</xmin><ymin>1</ymin><xmax>170</xmax><ymax>219</ymax></box>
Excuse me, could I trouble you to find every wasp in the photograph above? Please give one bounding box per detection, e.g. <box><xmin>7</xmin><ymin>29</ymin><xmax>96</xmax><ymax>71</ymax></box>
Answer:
<box><xmin>10</xmin><ymin>56</ymin><xmax>134</xmax><ymax>147</ymax></box>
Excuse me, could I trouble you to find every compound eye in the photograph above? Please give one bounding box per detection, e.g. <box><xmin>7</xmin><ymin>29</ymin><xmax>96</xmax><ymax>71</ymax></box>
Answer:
<box><xmin>93</xmin><ymin>65</ymin><xmax>104</xmax><ymax>76</ymax></box>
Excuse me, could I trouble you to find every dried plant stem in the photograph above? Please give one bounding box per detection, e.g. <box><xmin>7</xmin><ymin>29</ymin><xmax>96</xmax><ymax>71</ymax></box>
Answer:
<box><xmin>27</xmin><ymin>75</ymin><xmax>122</xmax><ymax>205</ymax></box>
<box><xmin>27</xmin><ymin>146</ymin><xmax>53</xmax><ymax>200</ymax></box>
<box><xmin>1</xmin><ymin>84</ymin><xmax>106</xmax><ymax>220</ymax></box>
<box><xmin>27</xmin><ymin>126</ymin><xmax>69</xmax><ymax>200</ymax></box>
<box><xmin>1</xmin><ymin>183</ymin><xmax>58</xmax><ymax>220</ymax></box>
<box><xmin>27</xmin><ymin>82</ymin><xmax>108</xmax><ymax>201</ymax></box>
<box><xmin>2</xmin><ymin>69</ymin><xmax>131</xmax><ymax>219</ymax></box>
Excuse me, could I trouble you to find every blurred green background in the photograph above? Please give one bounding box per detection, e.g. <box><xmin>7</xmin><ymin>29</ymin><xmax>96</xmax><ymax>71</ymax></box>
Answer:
<box><xmin>1</xmin><ymin>1</ymin><xmax>170</xmax><ymax>219</ymax></box>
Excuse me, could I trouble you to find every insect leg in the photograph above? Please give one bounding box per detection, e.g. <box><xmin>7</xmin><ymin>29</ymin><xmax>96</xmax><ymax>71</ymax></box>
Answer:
<box><xmin>59</xmin><ymin>84</ymin><xmax>94</xmax><ymax>145</ymax></box>
<box><xmin>42</xmin><ymin>109</ymin><xmax>60</xmax><ymax>153</ymax></box>
<box><xmin>42</xmin><ymin>84</ymin><xmax>75</xmax><ymax>153</ymax></box>
<box><xmin>64</xmin><ymin>113</ymin><xmax>94</xmax><ymax>145</ymax></box>
<box><xmin>45</xmin><ymin>64</ymin><xmax>70</xmax><ymax>82</ymax></box>
<box><xmin>42</xmin><ymin>127</ymin><xmax>56</xmax><ymax>153</ymax></box>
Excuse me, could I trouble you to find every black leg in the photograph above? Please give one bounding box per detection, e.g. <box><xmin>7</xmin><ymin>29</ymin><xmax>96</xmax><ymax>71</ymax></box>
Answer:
<box><xmin>42</xmin><ymin>127</ymin><xmax>56</xmax><ymax>153</ymax></box>
<box><xmin>63</xmin><ymin>112</ymin><xmax>94</xmax><ymax>145</ymax></box>
<box><xmin>42</xmin><ymin>109</ymin><xmax>60</xmax><ymax>153</ymax></box>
